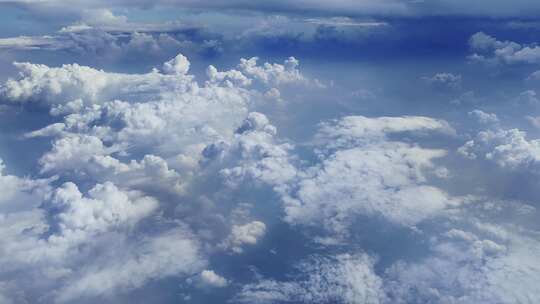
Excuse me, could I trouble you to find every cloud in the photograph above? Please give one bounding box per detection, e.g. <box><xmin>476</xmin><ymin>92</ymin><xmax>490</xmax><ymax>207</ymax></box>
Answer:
<box><xmin>210</xmin><ymin>112</ymin><xmax>297</xmax><ymax>188</ymax></box>
<box><xmin>0</xmin><ymin>53</ymin><xmax>318</xmax><ymax>301</ymax></box>
<box><xmin>51</xmin><ymin>181</ymin><xmax>158</xmax><ymax>235</ymax></box>
<box><xmin>516</xmin><ymin>90</ymin><xmax>540</xmax><ymax>105</ymax></box>
<box><xmin>422</xmin><ymin>72</ymin><xmax>462</xmax><ymax>90</ymax></box>
<box><xmin>468</xmin><ymin>32</ymin><xmax>540</xmax><ymax>65</ymax></box>
<box><xmin>0</xmin><ymin>154</ymin><xmax>207</xmax><ymax>302</ymax></box>
<box><xmin>195</xmin><ymin>270</ymin><xmax>228</xmax><ymax>288</ymax></box>
<box><xmin>527</xmin><ymin>70</ymin><xmax>540</xmax><ymax>81</ymax></box>
<box><xmin>56</xmin><ymin>227</ymin><xmax>205</xmax><ymax>302</ymax></box>
<box><xmin>458</xmin><ymin>127</ymin><xmax>540</xmax><ymax>170</ymax></box>
<box><xmin>236</xmin><ymin>253</ymin><xmax>385</xmax><ymax>304</ymax></box>
<box><xmin>162</xmin><ymin>53</ymin><xmax>190</xmax><ymax>75</ymax></box>
<box><xmin>0</xmin><ymin>35</ymin><xmax>61</xmax><ymax>50</ymax></box>
<box><xmin>2</xmin><ymin>18</ymin><xmax>540</xmax><ymax>303</ymax></box>
<box><xmin>221</xmin><ymin>221</ymin><xmax>267</xmax><ymax>253</ymax></box>
<box><xmin>385</xmin><ymin>217</ymin><xmax>540</xmax><ymax>303</ymax></box>
<box><xmin>527</xmin><ymin>115</ymin><xmax>540</xmax><ymax>128</ymax></box>
<box><xmin>468</xmin><ymin>110</ymin><xmax>499</xmax><ymax>125</ymax></box>
<box><xmin>0</xmin><ymin>9</ymin><xmax>219</xmax><ymax>59</ymax></box>
<box><xmin>232</xmin><ymin>115</ymin><xmax>457</xmax><ymax>239</ymax></box>
<box><xmin>0</xmin><ymin>59</ymin><xmax>198</xmax><ymax>107</ymax></box>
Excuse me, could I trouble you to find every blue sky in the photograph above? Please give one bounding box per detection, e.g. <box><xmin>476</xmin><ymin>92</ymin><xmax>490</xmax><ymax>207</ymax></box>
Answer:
<box><xmin>1</xmin><ymin>1</ymin><xmax>540</xmax><ymax>303</ymax></box>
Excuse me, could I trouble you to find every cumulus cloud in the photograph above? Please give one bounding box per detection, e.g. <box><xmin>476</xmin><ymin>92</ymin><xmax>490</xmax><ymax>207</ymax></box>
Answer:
<box><xmin>385</xmin><ymin>215</ymin><xmax>540</xmax><ymax>304</ymax></box>
<box><xmin>458</xmin><ymin>127</ymin><xmax>540</xmax><ymax>170</ymax></box>
<box><xmin>194</xmin><ymin>270</ymin><xmax>229</xmax><ymax>288</ymax></box>
<box><xmin>468</xmin><ymin>32</ymin><xmax>540</xmax><ymax>65</ymax></box>
<box><xmin>280</xmin><ymin>118</ymin><xmax>455</xmax><ymax>239</ymax></box>
<box><xmin>0</xmin><ymin>154</ymin><xmax>206</xmax><ymax>302</ymax></box>
<box><xmin>0</xmin><ymin>53</ymin><xmax>321</xmax><ymax>301</ymax></box>
<box><xmin>210</xmin><ymin>112</ymin><xmax>297</xmax><ymax>189</ymax></box>
<box><xmin>468</xmin><ymin>110</ymin><xmax>499</xmax><ymax>125</ymax></box>
<box><xmin>51</xmin><ymin>181</ymin><xmax>158</xmax><ymax>235</ymax></box>
<box><xmin>0</xmin><ymin>60</ymin><xmax>196</xmax><ymax>106</ymax></box>
<box><xmin>162</xmin><ymin>53</ymin><xmax>190</xmax><ymax>75</ymax></box>
<box><xmin>221</xmin><ymin>221</ymin><xmax>267</xmax><ymax>253</ymax></box>
<box><xmin>56</xmin><ymin>227</ymin><xmax>205</xmax><ymax>302</ymax></box>
<box><xmin>2</xmin><ymin>21</ymin><xmax>540</xmax><ymax>303</ymax></box>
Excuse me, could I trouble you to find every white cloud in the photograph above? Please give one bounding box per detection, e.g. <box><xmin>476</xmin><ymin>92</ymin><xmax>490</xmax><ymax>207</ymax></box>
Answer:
<box><xmin>458</xmin><ymin>127</ymin><xmax>540</xmax><ymax>170</ymax></box>
<box><xmin>269</xmin><ymin>116</ymin><xmax>456</xmax><ymax>238</ymax></box>
<box><xmin>0</xmin><ymin>53</ymin><xmax>318</xmax><ymax>301</ymax></box>
<box><xmin>221</xmin><ymin>221</ymin><xmax>266</xmax><ymax>253</ymax></box>
<box><xmin>56</xmin><ymin>227</ymin><xmax>205</xmax><ymax>302</ymax></box>
<box><xmin>385</xmin><ymin>223</ymin><xmax>540</xmax><ymax>304</ymax></box>
<box><xmin>468</xmin><ymin>110</ymin><xmax>499</xmax><ymax>125</ymax></box>
<box><xmin>51</xmin><ymin>181</ymin><xmax>158</xmax><ymax>235</ymax></box>
<box><xmin>236</xmin><ymin>253</ymin><xmax>385</xmax><ymax>304</ymax></box>
<box><xmin>0</xmin><ymin>156</ymin><xmax>205</xmax><ymax>301</ymax></box>
<box><xmin>468</xmin><ymin>32</ymin><xmax>540</xmax><ymax>65</ymax></box>
<box><xmin>0</xmin><ymin>60</ymin><xmax>196</xmax><ymax>106</ymax></box>
<box><xmin>207</xmin><ymin>115</ymin><xmax>455</xmax><ymax>239</ymax></box>
<box><xmin>162</xmin><ymin>53</ymin><xmax>190</xmax><ymax>75</ymax></box>
<box><xmin>196</xmin><ymin>270</ymin><xmax>229</xmax><ymax>288</ymax></box>
<box><xmin>3</xmin><ymin>40</ymin><xmax>538</xmax><ymax>304</ymax></box>
<box><xmin>238</xmin><ymin>57</ymin><xmax>307</xmax><ymax>86</ymax></box>
<box><xmin>214</xmin><ymin>112</ymin><xmax>297</xmax><ymax>188</ymax></box>
<box><xmin>313</xmin><ymin>115</ymin><xmax>454</xmax><ymax>149</ymax></box>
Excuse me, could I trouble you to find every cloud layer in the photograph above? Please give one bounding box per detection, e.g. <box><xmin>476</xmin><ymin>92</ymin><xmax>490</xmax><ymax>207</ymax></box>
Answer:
<box><xmin>1</xmin><ymin>7</ymin><xmax>540</xmax><ymax>304</ymax></box>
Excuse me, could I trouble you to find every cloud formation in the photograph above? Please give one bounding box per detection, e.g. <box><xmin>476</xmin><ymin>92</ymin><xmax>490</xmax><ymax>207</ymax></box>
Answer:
<box><xmin>1</xmin><ymin>9</ymin><xmax>540</xmax><ymax>303</ymax></box>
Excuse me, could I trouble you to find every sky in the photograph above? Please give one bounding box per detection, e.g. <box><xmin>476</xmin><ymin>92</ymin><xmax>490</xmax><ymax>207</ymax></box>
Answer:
<box><xmin>1</xmin><ymin>1</ymin><xmax>540</xmax><ymax>303</ymax></box>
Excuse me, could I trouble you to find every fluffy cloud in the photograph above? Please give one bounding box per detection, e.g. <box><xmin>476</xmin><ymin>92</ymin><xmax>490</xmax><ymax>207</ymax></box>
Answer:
<box><xmin>221</xmin><ymin>221</ymin><xmax>267</xmax><ymax>253</ymax></box>
<box><xmin>277</xmin><ymin>116</ymin><xmax>455</xmax><ymax>238</ymax></box>
<box><xmin>0</xmin><ymin>155</ymin><xmax>206</xmax><ymax>303</ymax></box>
<box><xmin>162</xmin><ymin>53</ymin><xmax>190</xmax><ymax>75</ymax></box>
<box><xmin>2</xmin><ymin>28</ymin><xmax>540</xmax><ymax>304</ymax></box>
<box><xmin>385</xmin><ymin>211</ymin><xmax>540</xmax><ymax>304</ymax></box>
<box><xmin>468</xmin><ymin>110</ymin><xmax>499</xmax><ymax>125</ymax></box>
<box><xmin>211</xmin><ymin>112</ymin><xmax>297</xmax><ymax>188</ymax></box>
<box><xmin>238</xmin><ymin>56</ymin><xmax>306</xmax><ymax>86</ymax></box>
<box><xmin>0</xmin><ymin>53</ymin><xmax>317</xmax><ymax>301</ymax></box>
<box><xmin>0</xmin><ymin>59</ymin><xmax>196</xmax><ymax>106</ymax></box>
<box><xmin>458</xmin><ymin>127</ymin><xmax>540</xmax><ymax>170</ymax></box>
<box><xmin>468</xmin><ymin>32</ymin><xmax>540</xmax><ymax>65</ymax></box>
<box><xmin>195</xmin><ymin>270</ymin><xmax>229</xmax><ymax>288</ymax></box>
<box><xmin>50</xmin><ymin>181</ymin><xmax>158</xmax><ymax>235</ymax></box>
<box><xmin>56</xmin><ymin>227</ymin><xmax>205</xmax><ymax>302</ymax></box>
<box><xmin>236</xmin><ymin>253</ymin><xmax>385</xmax><ymax>304</ymax></box>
